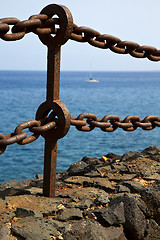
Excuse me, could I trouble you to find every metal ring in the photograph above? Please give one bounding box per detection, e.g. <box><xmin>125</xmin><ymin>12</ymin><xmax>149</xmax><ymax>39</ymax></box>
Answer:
<box><xmin>39</xmin><ymin>4</ymin><xmax>73</xmax><ymax>47</ymax></box>
<box><xmin>36</xmin><ymin>100</ymin><xmax>71</xmax><ymax>139</ymax></box>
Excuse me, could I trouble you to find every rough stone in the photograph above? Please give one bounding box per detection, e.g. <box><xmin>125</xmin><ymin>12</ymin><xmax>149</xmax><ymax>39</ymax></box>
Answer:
<box><xmin>62</xmin><ymin>220</ymin><xmax>127</xmax><ymax>240</ymax></box>
<box><xmin>67</xmin><ymin>160</ymin><xmax>89</xmax><ymax>176</ymax></box>
<box><xmin>96</xmin><ymin>202</ymin><xmax>125</xmax><ymax>226</ymax></box>
<box><xmin>123</xmin><ymin>201</ymin><xmax>146</xmax><ymax>240</ymax></box>
<box><xmin>121</xmin><ymin>151</ymin><xmax>140</xmax><ymax>161</ymax></box>
<box><xmin>96</xmin><ymin>165</ymin><xmax>112</xmax><ymax>175</ymax></box>
<box><xmin>144</xmin><ymin>219</ymin><xmax>160</xmax><ymax>240</ymax></box>
<box><xmin>122</xmin><ymin>180</ymin><xmax>145</xmax><ymax>193</ymax></box>
<box><xmin>84</xmin><ymin>171</ymin><xmax>103</xmax><ymax>178</ymax></box>
<box><xmin>77</xmin><ymin>198</ymin><xmax>94</xmax><ymax>209</ymax></box>
<box><xmin>0</xmin><ymin>209</ymin><xmax>15</xmax><ymax>224</ymax></box>
<box><xmin>16</xmin><ymin>207</ymin><xmax>43</xmax><ymax>218</ymax></box>
<box><xmin>0</xmin><ymin>187</ymin><xmax>30</xmax><ymax>199</ymax></box>
<box><xmin>64</xmin><ymin>176</ymin><xmax>92</xmax><ymax>185</ymax></box>
<box><xmin>141</xmin><ymin>145</ymin><xmax>160</xmax><ymax>156</ymax></box>
<box><xmin>25</xmin><ymin>186</ymin><xmax>43</xmax><ymax>195</ymax></box>
<box><xmin>51</xmin><ymin>219</ymin><xmax>70</xmax><ymax>234</ymax></box>
<box><xmin>115</xmin><ymin>184</ymin><xmax>131</xmax><ymax>193</ymax></box>
<box><xmin>29</xmin><ymin>179</ymin><xmax>43</xmax><ymax>188</ymax></box>
<box><xmin>141</xmin><ymin>188</ymin><xmax>160</xmax><ymax>224</ymax></box>
<box><xmin>104</xmin><ymin>153</ymin><xmax>122</xmax><ymax>161</ymax></box>
<box><xmin>143</xmin><ymin>173</ymin><xmax>160</xmax><ymax>181</ymax></box>
<box><xmin>0</xmin><ymin>179</ymin><xmax>32</xmax><ymax>191</ymax></box>
<box><xmin>0</xmin><ymin>225</ymin><xmax>10</xmax><ymax>240</ymax></box>
<box><xmin>105</xmin><ymin>172</ymin><xmax>137</xmax><ymax>182</ymax></box>
<box><xmin>55</xmin><ymin>207</ymin><xmax>83</xmax><ymax>221</ymax></box>
<box><xmin>0</xmin><ymin>198</ymin><xmax>6</xmax><ymax>210</ymax></box>
<box><xmin>56</xmin><ymin>186</ymin><xmax>109</xmax><ymax>201</ymax></box>
<box><xmin>83</xmin><ymin>177</ymin><xmax>115</xmax><ymax>193</ymax></box>
<box><xmin>81</xmin><ymin>156</ymin><xmax>102</xmax><ymax>165</ymax></box>
<box><xmin>110</xmin><ymin>193</ymin><xmax>146</xmax><ymax>240</ymax></box>
<box><xmin>36</xmin><ymin>174</ymin><xmax>43</xmax><ymax>180</ymax></box>
<box><xmin>5</xmin><ymin>195</ymin><xmax>61</xmax><ymax>217</ymax></box>
<box><xmin>94</xmin><ymin>194</ymin><xmax>110</xmax><ymax>206</ymax></box>
<box><xmin>111</xmin><ymin>162</ymin><xmax>129</xmax><ymax>172</ymax></box>
<box><xmin>120</xmin><ymin>155</ymin><xmax>160</xmax><ymax>177</ymax></box>
<box><xmin>11</xmin><ymin>216</ymin><xmax>60</xmax><ymax>240</ymax></box>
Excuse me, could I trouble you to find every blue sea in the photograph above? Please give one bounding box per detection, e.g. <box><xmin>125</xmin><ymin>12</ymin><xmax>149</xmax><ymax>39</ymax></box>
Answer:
<box><xmin>0</xmin><ymin>70</ymin><xmax>160</xmax><ymax>183</ymax></box>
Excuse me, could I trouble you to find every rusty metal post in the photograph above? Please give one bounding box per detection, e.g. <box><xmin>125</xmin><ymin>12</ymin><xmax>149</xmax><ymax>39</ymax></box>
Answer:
<box><xmin>37</xmin><ymin>4</ymin><xmax>73</xmax><ymax>197</ymax></box>
<box><xmin>43</xmin><ymin>46</ymin><xmax>60</xmax><ymax>197</ymax></box>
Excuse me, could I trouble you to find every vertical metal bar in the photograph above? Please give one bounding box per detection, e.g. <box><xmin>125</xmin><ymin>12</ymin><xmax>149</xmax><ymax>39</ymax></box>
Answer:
<box><xmin>43</xmin><ymin>46</ymin><xmax>61</xmax><ymax>197</ymax></box>
<box><xmin>46</xmin><ymin>47</ymin><xmax>61</xmax><ymax>101</ymax></box>
<box><xmin>43</xmin><ymin>136</ymin><xmax>58</xmax><ymax>197</ymax></box>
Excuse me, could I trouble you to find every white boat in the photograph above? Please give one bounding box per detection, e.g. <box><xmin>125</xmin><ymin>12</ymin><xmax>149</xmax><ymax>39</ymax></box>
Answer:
<box><xmin>86</xmin><ymin>77</ymin><xmax>99</xmax><ymax>83</ymax></box>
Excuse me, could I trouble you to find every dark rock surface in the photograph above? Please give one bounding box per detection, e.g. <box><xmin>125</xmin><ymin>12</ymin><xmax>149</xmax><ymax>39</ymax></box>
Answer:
<box><xmin>62</xmin><ymin>220</ymin><xmax>127</xmax><ymax>240</ymax></box>
<box><xmin>12</xmin><ymin>216</ymin><xmax>60</xmax><ymax>240</ymax></box>
<box><xmin>0</xmin><ymin>145</ymin><xmax>160</xmax><ymax>239</ymax></box>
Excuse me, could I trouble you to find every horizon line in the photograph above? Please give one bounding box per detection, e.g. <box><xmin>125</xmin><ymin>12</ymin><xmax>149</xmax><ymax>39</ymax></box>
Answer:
<box><xmin>0</xmin><ymin>69</ymin><xmax>160</xmax><ymax>72</ymax></box>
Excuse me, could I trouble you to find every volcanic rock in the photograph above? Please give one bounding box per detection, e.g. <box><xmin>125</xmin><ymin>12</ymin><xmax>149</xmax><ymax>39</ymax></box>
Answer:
<box><xmin>0</xmin><ymin>145</ymin><xmax>159</xmax><ymax>239</ymax></box>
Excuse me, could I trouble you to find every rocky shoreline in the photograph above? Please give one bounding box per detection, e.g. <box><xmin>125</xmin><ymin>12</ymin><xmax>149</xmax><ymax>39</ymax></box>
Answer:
<box><xmin>0</xmin><ymin>145</ymin><xmax>160</xmax><ymax>239</ymax></box>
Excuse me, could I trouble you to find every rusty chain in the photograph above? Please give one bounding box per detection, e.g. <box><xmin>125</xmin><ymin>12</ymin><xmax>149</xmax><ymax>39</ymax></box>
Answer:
<box><xmin>0</xmin><ymin>15</ymin><xmax>160</xmax><ymax>61</ymax></box>
<box><xmin>71</xmin><ymin>114</ymin><xmax>160</xmax><ymax>132</ymax></box>
<box><xmin>0</xmin><ymin>15</ymin><xmax>59</xmax><ymax>41</ymax></box>
<box><xmin>71</xmin><ymin>24</ymin><xmax>160</xmax><ymax>61</ymax></box>
<box><xmin>1</xmin><ymin>113</ymin><xmax>160</xmax><ymax>154</ymax></box>
<box><xmin>0</xmin><ymin>112</ymin><xmax>57</xmax><ymax>154</ymax></box>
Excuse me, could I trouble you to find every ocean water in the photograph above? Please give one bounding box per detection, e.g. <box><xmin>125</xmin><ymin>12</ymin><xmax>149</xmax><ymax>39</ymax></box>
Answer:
<box><xmin>0</xmin><ymin>70</ymin><xmax>160</xmax><ymax>183</ymax></box>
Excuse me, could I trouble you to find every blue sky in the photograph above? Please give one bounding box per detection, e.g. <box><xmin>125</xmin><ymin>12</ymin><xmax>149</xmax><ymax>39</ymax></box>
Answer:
<box><xmin>0</xmin><ymin>0</ymin><xmax>160</xmax><ymax>71</ymax></box>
